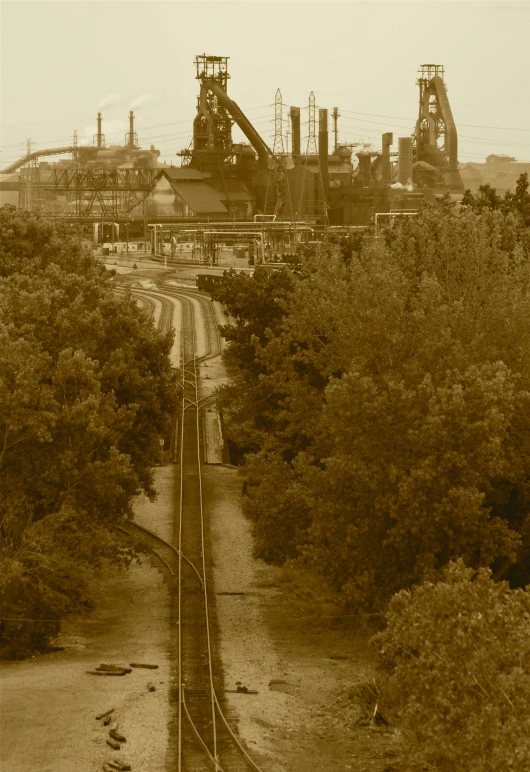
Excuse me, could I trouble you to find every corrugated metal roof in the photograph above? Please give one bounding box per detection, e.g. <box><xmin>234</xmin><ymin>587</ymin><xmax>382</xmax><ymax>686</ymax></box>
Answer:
<box><xmin>171</xmin><ymin>181</ymin><xmax>228</xmax><ymax>214</ymax></box>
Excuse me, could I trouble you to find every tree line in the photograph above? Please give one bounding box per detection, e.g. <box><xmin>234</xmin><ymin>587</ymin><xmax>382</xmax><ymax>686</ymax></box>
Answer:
<box><xmin>212</xmin><ymin>176</ymin><xmax>530</xmax><ymax>770</ymax></box>
<box><xmin>0</xmin><ymin>207</ymin><xmax>178</xmax><ymax>657</ymax></box>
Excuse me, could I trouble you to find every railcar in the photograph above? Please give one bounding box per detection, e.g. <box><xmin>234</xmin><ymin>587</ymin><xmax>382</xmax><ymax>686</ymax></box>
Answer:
<box><xmin>196</xmin><ymin>273</ymin><xmax>226</xmax><ymax>292</ymax></box>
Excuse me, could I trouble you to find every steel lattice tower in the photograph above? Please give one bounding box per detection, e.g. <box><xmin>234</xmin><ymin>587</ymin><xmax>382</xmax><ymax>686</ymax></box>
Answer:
<box><xmin>272</xmin><ymin>88</ymin><xmax>285</xmax><ymax>155</ymax></box>
<box><xmin>306</xmin><ymin>92</ymin><xmax>318</xmax><ymax>154</ymax></box>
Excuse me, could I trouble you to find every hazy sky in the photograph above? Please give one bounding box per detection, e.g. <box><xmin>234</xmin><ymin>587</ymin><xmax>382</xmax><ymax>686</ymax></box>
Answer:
<box><xmin>1</xmin><ymin>0</ymin><xmax>530</xmax><ymax>167</ymax></box>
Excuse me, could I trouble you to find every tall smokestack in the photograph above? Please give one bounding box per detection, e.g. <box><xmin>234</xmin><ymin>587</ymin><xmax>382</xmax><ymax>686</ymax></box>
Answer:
<box><xmin>97</xmin><ymin>112</ymin><xmax>103</xmax><ymax>147</ymax></box>
<box><xmin>129</xmin><ymin>111</ymin><xmax>135</xmax><ymax>147</ymax></box>
<box><xmin>332</xmin><ymin>107</ymin><xmax>339</xmax><ymax>152</ymax></box>
<box><xmin>318</xmin><ymin>108</ymin><xmax>329</xmax><ymax>200</ymax></box>
<box><xmin>381</xmin><ymin>132</ymin><xmax>393</xmax><ymax>181</ymax></box>
<box><xmin>126</xmin><ymin>110</ymin><xmax>137</xmax><ymax>148</ymax></box>
<box><xmin>290</xmin><ymin>107</ymin><xmax>301</xmax><ymax>161</ymax></box>
<box><xmin>398</xmin><ymin>137</ymin><xmax>413</xmax><ymax>185</ymax></box>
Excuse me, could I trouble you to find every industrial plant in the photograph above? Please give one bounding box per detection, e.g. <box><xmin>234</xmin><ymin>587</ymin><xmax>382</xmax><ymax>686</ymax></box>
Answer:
<box><xmin>1</xmin><ymin>55</ymin><xmax>528</xmax><ymax>251</ymax></box>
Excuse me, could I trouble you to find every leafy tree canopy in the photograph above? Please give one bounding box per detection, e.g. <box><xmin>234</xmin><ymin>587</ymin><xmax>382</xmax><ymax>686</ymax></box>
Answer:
<box><xmin>214</xmin><ymin>193</ymin><xmax>530</xmax><ymax>608</ymax></box>
<box><xmin>0</xmin><ymin>206</ymin><xmax>178</xmax><ymax>657</ymax></box>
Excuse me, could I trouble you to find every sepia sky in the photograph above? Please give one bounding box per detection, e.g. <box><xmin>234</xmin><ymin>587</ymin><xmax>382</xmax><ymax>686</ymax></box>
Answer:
<box><xmin>1</xmin><ymin>0</ymin><xmax>529</xmax><ymax>167</ymax></box>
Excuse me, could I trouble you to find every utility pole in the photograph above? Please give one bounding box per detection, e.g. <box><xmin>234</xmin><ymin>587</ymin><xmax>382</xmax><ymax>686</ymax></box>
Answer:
<box><xmin>272</xmin><ymin>89</ymin><xmax>285</xmax><ymax>155</ymax></box>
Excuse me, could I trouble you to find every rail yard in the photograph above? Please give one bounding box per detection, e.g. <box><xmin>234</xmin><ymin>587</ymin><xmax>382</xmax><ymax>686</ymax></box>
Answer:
<box><xmin>1</xmin><ymin>253</ymin><xmax>397</xmax><ymax>772</ymax></box>
<box><xmin>3</xmin><ymin>5</ymin><xmax>530</xmax><ymax>768</ymax></box>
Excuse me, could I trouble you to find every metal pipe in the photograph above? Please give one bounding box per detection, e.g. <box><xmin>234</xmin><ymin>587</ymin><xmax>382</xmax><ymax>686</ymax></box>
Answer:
<box><xmin>202</xmin><ymin>80</ymin><xmax>269</xmax><ymax>169</ymax></box>
<box><xmin>374</xmin><ymin>211</ymin><xmax>417</xmax><ymax>234</ymax></box>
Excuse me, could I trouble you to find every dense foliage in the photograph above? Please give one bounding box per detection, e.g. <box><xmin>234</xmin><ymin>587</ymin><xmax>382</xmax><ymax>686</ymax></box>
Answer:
<box><xmin>212</xmin><ymin>179</ymin><xmax>530</xmax><ymax>611</ymax></box>
<box><xmin>0</xmin><ymin>207</ymin><xmax>178</xmax><ymax>657</ymax></box>
<box><xmin>374</xmin><ymin>561</ymin><xmax>530</xmax><ymax>771</ymax></box>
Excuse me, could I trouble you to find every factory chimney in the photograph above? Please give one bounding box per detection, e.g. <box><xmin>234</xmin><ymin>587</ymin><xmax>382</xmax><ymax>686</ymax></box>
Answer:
<box><xmin>290</xmin><ymin>107</ymin><xmax>301</xmax><ymax>161</ymax></box>
<box><xmin>129</xmin><ymin>111</ymin><xmax>135</xmax><ymax>147</ymax></box>
<box><xmin>381</xmin><ymin>132</ymin><xmax>393</xmax><ymax>181</ymax></box>
<box><xmin>318</xmin><ymin>108</ymin><xmax>329</xmax><ymax>200</ymax></box>
<box><xmin>398</xmin><ymin>137</ymin><xmax>413</xmax><ymax>185</ymax></box>
<box><xmin>332</xmin><ymin>107</ymin><xmax>339</xmax><ymax>152</ymax></box>
<box><xmin>126</xmin><ymin>110</ymin><xmax>138</xmax><ymax>148</ymax></box>
<box><xmin>93</xmin><ymin>112</ymin><xmax>105</xmax><ymax>147</ymax></box>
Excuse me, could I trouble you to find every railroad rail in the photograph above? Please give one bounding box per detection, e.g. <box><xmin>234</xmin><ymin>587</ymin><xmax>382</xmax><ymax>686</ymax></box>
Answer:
<box><xmin>118</xmin><ymin>278</ymin><xmax>265</xmax><ymax>770</ymax></box>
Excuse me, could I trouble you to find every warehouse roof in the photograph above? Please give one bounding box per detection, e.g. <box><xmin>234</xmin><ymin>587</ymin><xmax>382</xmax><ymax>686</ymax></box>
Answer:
<box><xmin>170</xmin><ymin>181</ymin><xmax>228</xmax><ymax>214</ymax></box>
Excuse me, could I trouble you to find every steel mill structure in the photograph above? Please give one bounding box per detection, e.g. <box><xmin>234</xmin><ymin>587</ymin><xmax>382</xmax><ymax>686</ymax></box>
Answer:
<box><xmin>3</xmin><ymin>54</ymin><xmax>523</xmax><ymax>246</ymax></box>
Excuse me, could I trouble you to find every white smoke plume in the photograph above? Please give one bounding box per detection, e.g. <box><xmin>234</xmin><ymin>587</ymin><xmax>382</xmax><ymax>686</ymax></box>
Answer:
<box><xmin>97</xmin><ymin>93</ymin><xmax>127</xmax><ymax>111</ymax></box>
<box><xmin>79</xmin><ymin>119</ymin><xmax>127</xmax><ymax>146</ymax></box>
<box><xmin>129</xmin><ymin>93</ymin><xmax>164</xmax><ymax>110</ymax></box>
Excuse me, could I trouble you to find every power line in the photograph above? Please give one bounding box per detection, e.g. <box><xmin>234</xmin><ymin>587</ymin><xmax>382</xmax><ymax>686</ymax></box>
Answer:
<box><xmin>340</xmin><ymin>108</ymin><xmax>530</xmax><ymax>133</ymax></box>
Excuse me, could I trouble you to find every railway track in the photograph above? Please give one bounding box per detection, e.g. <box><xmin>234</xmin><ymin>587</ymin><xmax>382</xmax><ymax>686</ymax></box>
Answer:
<box><xmin>120</xmin><ymin>276</ymin><xmax>264</xmax><ymax>771</ymax></box>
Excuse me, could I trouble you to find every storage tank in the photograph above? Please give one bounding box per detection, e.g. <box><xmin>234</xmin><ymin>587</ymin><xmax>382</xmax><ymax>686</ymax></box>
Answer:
<box><xmin>398</xmin><ymin>137</ymin><xmax>413</xmax><ymax>185</ymax></box>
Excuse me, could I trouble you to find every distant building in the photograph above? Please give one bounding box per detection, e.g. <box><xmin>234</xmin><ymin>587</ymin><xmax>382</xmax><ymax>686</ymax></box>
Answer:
<box><xmin>459</xmin><ymin>155</ymin><xmax>530</xmax><ymax>194</ymax></box>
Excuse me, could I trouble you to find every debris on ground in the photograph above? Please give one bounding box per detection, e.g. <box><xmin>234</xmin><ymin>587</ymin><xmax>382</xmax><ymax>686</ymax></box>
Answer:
<box><xmin>113</xmin><ymin>759</ymin><xmax>132</xmax><ymax>771</ymax></box>
<box><xmin>109</xmin><ymin>729</ymin><xmax>127</xmax><ymax>743</ymax></box>
<box><xmin>96</xmin><ymin>709</ymin><xmax>115</xmax><ymax>721</ymax></box>
<box><xmin>87</xmin><ymin>670</ymin><xmax>130</xmax><ymax>677</ymax></box>
<box><xmin>129</xmin><ymin>663</ymin><xmax>158</xmax><ymax>669</ymax></box>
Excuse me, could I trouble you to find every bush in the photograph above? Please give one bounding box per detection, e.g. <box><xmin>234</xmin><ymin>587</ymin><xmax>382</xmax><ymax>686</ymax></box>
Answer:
<box><xmin>373</xmin><ymin>560</ymin><xmax>530</xmax><ymax>771</ymax></box>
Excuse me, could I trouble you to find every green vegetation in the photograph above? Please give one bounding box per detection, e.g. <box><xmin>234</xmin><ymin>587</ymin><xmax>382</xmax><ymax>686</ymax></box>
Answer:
<box><xmin>214</xmin><ymin>188</ymin><xmax>530</xmax><ymax>607</ymax></box>
<box><xmin>0</xmin><ymin>207</ymin><xmax>178</xmax><ymax>658</ymax></box>
<box><xmin>212</xmin><ymin>176</ymin><xmax>530</xmax><ymax>767</ymax></box>
<box><xmin>374</xmin><ymin>560</ymin><xmax>530</xmax><ymax>771</ymax></box>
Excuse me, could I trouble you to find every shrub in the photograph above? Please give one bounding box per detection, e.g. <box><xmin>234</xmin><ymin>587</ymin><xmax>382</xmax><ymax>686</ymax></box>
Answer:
<box><xmin>373</xmin><ymin>560</ymin><xmax>530</xmax><ymax>771</ymax></box>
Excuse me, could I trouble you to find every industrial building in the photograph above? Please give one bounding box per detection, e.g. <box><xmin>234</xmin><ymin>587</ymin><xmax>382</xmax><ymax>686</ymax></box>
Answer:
<box><xmin>1</xmin><ymin>56</ymin><xmax>507</xmax><ymax>242</ymax></box>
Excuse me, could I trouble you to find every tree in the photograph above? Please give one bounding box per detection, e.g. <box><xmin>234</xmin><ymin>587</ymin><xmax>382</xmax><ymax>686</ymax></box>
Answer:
<box><xmin>0</xmin><ymin>207</ymin><xmax>178</xmax><ymax>657</ymax></box>
<box><xmin>300</xmin><ymin>363</ymin><xmax>524</xmax><ymax>609</ymax></box>
<box><xmin>220</xmin><ymin>203</ymin><xmax>530</xmax><ymax>609</ymax></box>
<box><xmin>373</xmin><ymin>561</ymin><xmax>530</xmax><ymax>772</ymax></box>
